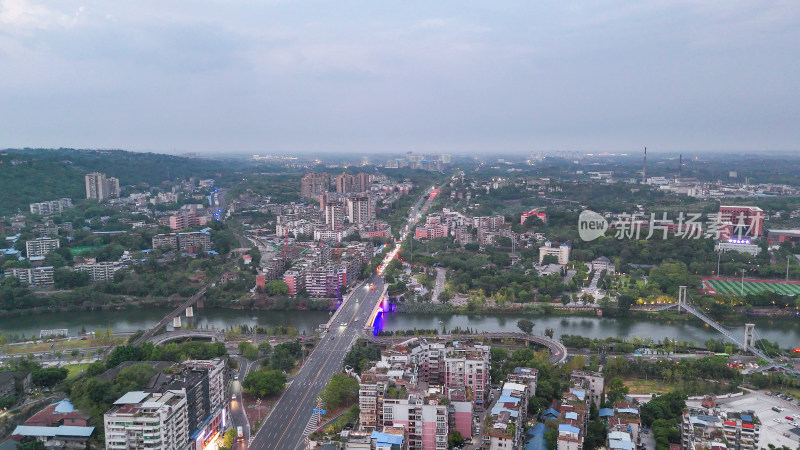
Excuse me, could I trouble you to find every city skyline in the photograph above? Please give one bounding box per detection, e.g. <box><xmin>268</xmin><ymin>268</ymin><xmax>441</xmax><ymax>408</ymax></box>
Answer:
<box><xmin>1</xmin><ymin>0</ymin><xmax>798</xmax><ymax>154</ymax></box>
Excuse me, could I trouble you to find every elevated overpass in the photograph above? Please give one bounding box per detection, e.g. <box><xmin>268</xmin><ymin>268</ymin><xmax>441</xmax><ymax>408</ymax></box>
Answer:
<box><xmin>366</xmin><ymin>332</ymin><xmax>568</xmax><ymax>364</ymax></box>
<box><xmin>146</xmin><ymin>329</ymin><xmax>225</xmax><ymax>346</ymax></box>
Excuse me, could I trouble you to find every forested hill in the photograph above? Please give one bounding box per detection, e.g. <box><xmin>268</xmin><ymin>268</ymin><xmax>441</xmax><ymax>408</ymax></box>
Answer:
<box><xmin>0</xmin><ymin>148</ymin><xmax>234</xmax><ymax>215</ymax></box>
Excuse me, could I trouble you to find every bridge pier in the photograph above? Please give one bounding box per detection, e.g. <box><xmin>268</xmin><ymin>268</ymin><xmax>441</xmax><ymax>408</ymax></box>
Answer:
<box><xmin>186</xmin><ymin>306</ymin><xmax>194</xmax><ymax>318</ymax></box>
<box><xmin>744</xmin><ymin>323</ymin><xmax>755</xmax><ymax>352</ymax></box>
<box><xmin>677</xmin><ymin>286</ymin><xmax>687</xmax><ymax>313</ymax></box>
<box><xmin>197</xmin><ymin>298</ymin><xmax>204</xmax><ymax>308</ymax></box>
<box><xmin>173</xmin><ymin>316</ymin><xmax>182</xmax><ymax>328</ymax></box>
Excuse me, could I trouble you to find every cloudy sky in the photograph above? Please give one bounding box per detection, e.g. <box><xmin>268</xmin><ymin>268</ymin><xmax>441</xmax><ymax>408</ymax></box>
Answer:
<box><xmin>1</xmin><ymin>0</ymin><xmax>798</xmax><ymax>155</ymax></box>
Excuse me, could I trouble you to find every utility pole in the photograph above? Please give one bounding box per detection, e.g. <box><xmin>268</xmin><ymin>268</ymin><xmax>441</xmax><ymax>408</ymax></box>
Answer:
<box><xmin>717</xmin><ymin>252</ymin><xmax>722</xmax><ymax>276</ymax></box>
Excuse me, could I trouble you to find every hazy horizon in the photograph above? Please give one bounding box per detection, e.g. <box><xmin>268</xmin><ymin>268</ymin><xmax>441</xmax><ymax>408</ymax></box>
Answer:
<box><xmin>1</xmin><ymin>1</ymin><xmax>798</xmax><ymax>154</ymax></box>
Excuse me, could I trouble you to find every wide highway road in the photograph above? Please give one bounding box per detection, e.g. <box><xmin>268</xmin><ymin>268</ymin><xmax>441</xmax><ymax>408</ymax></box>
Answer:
<box><xmin>248</xmin><ymin>275</ymin><xmax>385</xmax><ymax>450</ymax></box>
<box><xmin>248</xmin><ymin>184</ymin><xmax>439</xmax><ymax>449</ymax></box>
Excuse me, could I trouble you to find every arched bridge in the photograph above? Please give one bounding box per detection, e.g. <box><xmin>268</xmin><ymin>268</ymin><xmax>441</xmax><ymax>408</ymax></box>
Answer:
<box><xmin>147</xmin><ymin>329</ymin><xmax>225</xmax><ymax>346</ymax></box>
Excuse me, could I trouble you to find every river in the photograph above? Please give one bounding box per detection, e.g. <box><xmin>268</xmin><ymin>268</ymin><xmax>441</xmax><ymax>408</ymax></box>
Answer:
<box><xmin>1</xmin><ymin>308</ymin><xmax>798</xmax><ymax>348</ymax></box>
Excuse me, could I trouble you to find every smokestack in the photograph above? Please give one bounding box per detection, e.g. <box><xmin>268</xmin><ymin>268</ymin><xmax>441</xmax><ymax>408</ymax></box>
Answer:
<box><xmin>642</xmin><ymin>147</ymin><xmax>647</xmax><ymax>183</ymax></box>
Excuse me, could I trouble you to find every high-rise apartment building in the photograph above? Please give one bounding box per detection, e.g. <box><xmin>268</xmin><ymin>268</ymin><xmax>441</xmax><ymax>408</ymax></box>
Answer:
<box><xmin>325</xmin><ymin>201</ymin><xmax>344</xmax><ymax>227</ymax></box>
<box><xmin>336</xmin><ymin>173</ymin><xmax>356</xmax><ymax>194</ymax></box>
<box><xmin>347</xmin><ymin>195</ymin><xmax>372</xmax><ymax>224</ymax></box>
<box><xmin>104</xmin><ymin>359</ymin><xmax>227</xmax><ymax>450</ymax></box>
<box><xmin>356</xmin><ymin>172</ymin><xmax>371</xmax><ymax>192</ymax></box>
<box><xmin>85</xmin><ymin>172</ymin><xmax>120</xmax><ymax>200</ymax></box>
<box><xmin>104</xmin><ymin>390</ymin><xmax>188</xmax><ymax>450</ymax></box>
<box><xmin>410</xmin><ymin>342</ymin><xmax>491</xmax><ymax>409</ymax></box>
<box><xmin>301</xmin><ymin>173</ymin><xmax>331</xmax><ymax>199</ymax></box>
<box><xmin>283</xmin><ymin>265</ymin><xmax>307</xmax><ymax>296</ymax></box>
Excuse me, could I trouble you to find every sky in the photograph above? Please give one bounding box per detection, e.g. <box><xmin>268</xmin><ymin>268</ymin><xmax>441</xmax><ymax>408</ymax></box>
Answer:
<box><xmin>1</xmin><ymin>0</ymin><xmax>798</xmax><ymax>155</ymax></box>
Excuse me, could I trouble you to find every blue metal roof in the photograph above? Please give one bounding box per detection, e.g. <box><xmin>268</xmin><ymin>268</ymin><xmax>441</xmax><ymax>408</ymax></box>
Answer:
<box><xmin>525</xmin><ymin>423</ymin><xmax>546</xmax><ymax>450</ymax></box>
<box><xmin>12</xmin><ymin>425</ymin><xmax>94</xmax><ymax>438</ymax></box>
<box><xmin>492</xmin><ymin>407</ymin><xmax>519</xmax><ymax>418</ymax></box>
<box><xmin>599</xmin><ymin>408</ymin><xmax>615</xmax><ymax>417</ymax></box>
<box><xmin>54</xmin><ymin>399</ymin><xmax>75</xmax><ymax>414</ymax></box>
<box><xmin>543</xmin><ymin>408</ymin><xmax>559</xmax><ymax>418</ymax></box>
<box><xmin>371</xmin><ymin>430</ymin><xmax>404</xmax><ymax>445</ymax></box>
<box><xmin>498</xmin><ymin>394</ymin><xmax>520</xmax><ymax>404</ymax></box>
<box><xmin>558</xmin><ymin>424</ymin><xmax>580</xmax><ymax>434</ymax></box>
<box><xmin>609</xmin><ymin>439</ymin><xmax>634</xmax><ymax>450</ymax></box>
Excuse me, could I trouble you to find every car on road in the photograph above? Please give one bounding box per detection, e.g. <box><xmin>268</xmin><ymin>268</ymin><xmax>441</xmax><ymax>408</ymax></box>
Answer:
<box><xmin>786</xmin><ymin>416</ymin><xmax>794</xmax><ymax>421</ymax></box>
<box><xmin>774</xmin><ymin>418</ymin><xmax>783</xmax><ymax>423</ymax></box>
<box><xmin>340</xmin><ymin>322</ymin><xmax>347</xmax><ymax>326</ymax></box>
<box><xmin>232</xmin><ymin>394</ymin><xmax>236</xmax><ymax>401</ymax></box>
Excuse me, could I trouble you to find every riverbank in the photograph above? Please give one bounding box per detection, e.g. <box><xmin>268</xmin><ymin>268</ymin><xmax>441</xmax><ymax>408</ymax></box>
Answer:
<box><xmin>0</xmin><ymin>294</ymin><xmax>338</xmax><ymax>319</ymax></box>
<box><xmin>395</xmin><ymin>300</ymin><xmax>799</xmax><ymax>320</ymax></box>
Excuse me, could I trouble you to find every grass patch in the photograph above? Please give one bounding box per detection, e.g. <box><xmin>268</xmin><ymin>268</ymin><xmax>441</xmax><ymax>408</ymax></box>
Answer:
<box><xmin>65</xmin><ymin>363</ymin><xmax>92</xmax><ymax>380</ymax></box>
<box><xmin>6</xmin><ymin>337</ymin><xmax>125</xmax><ymax>354</ymax></box>
<box><xmin>622</xmin><ymin>378</ymin><xmax>677</xmax><ymax>395</ymax></box>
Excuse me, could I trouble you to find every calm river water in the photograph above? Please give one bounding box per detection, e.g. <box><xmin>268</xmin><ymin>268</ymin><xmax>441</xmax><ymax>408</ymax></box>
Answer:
<box><xmin>0</xmin><ymin>308</ymin><xmax>798</xmax><ymax>348</ymax></box>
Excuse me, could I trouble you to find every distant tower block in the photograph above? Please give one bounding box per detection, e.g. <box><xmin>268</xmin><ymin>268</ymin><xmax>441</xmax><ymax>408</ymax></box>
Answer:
<box><xmin>186</xmin><ymin>306</ymin><xmax>194</xmax><ymax>318</ymax></box>
<box><xmin>744</xmin><ymin>323</ymin><xmax>755</xmax><ymax>352</ymax></box>
<box><xmin>173</xmin><ymin>316</ymin><xmax>182</xmax><ymax>328</ymax></box>
<box><xmin>642</xmin><ymin>147</ymin><xmax>647</xmax><ymax>183</ymax></box>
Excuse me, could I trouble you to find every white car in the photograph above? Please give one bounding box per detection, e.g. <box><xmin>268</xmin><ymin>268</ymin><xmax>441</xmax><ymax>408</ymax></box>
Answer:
<box><xmin>773</xmin><ymin>418</ymin><xmax>782</xmax><ymax>423</ymax></box>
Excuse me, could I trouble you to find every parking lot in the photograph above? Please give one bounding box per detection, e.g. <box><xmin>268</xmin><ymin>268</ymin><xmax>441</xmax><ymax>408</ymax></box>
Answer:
<box><xmin>697</xmin><ymin>391</ymin><xmax>800</xmax><ymax>449</ymax></box>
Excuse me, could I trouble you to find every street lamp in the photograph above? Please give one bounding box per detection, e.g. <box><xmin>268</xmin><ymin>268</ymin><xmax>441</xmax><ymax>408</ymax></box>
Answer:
<box><xmin>787</xmin><ymin>255</ymin><xmax>791</xmax><ymax>282</ymax></box>
<box><xmin>740</xmin><ymin>269</ymin><xmax>745</xmax><ymax>296</ymax></box>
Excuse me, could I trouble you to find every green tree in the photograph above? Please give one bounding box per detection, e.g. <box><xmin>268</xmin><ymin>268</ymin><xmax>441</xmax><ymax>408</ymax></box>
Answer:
<box><xmin>258</xmin><ymin>342</ymin><xmax>272</xmax><ymax>357</ymax></box>
<box><xmin>243</xmin><ymin>369</ymin><xmax>286</xmax><ymax>397</ymax></box>
<box><xmin>447</xmin><ymin>429</ymin><xmax>465</xmax><ymax>449</ymax></box>
<box><xmin>219</xmin><ymin>429</ymin><xmax>237</xmax><ymax>450</ymax></box>
<box><xmin>15</xmin><ymin>436</ymin><xmax>47</xmax><ymax>450</ymax></box>
<box><xmin>264</xmin><ymin>280</ymin><xmax>289</xmax><ymax>296</ymax></box>
<box><xmin>606</xmin><ymin>377</ymin><xmax>629</xmax><ymax>404</ymax></box>
<box><xmin>320</xmin><ymin>373</ymin><xmax>360</xmax><ymax>408</ymax></box>
<box><xmin>239</xmin><ymin>341</ymin><xmax>259</xmax><ymax>361</ymax></box>
<box><xmin>516</xmin><ymin>319</ymin><xmax>534</xmax><ymax>334</ymax></box>
<box><xmin>541</xmin><ymin>254</ymin><xmax>559</xmax><ymax>265</ymax></box>
<box><xmin>31</xmin><ymin>367</ymin><xmax>68</xmax><ymax>387</ymax></box>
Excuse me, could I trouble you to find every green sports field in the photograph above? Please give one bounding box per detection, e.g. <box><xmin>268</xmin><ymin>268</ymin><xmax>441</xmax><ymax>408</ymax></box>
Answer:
<box><xmin>703</xmin><ymin>278</ymin><xmax>800</xmax><ymax>296</ymax></box>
